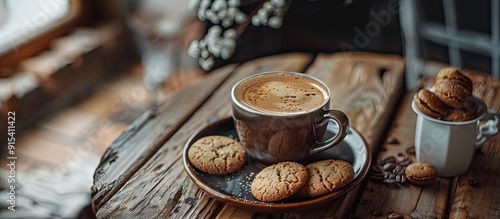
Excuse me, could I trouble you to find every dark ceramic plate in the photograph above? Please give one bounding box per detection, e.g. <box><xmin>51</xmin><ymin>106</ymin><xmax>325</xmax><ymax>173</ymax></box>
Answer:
<box><xmin>182</xmin><ymin>117</ymin><xmax>370</xmax><ymax>212</ymax></box>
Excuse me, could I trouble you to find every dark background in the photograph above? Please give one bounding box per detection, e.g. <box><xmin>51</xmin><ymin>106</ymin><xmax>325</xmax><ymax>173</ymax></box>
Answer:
<box><xmin>212</xmin><ymin>0</ymin><xmax>403</xmax><ymax>69</ymax></box>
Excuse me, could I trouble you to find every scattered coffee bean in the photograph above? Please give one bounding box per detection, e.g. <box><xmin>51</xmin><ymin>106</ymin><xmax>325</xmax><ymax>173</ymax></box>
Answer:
<box><xmin>401</xmin><ymin>175</ymin><xmax>407</xmax><ymax>183</ymax></box>
<box><xmin>375</xmin><ymin>151</ymin><xmax>415</xmax><ymax>185</ymax></box>
<box><xmin>396</xmin><ymin>174</ymin><xmax>402</xmax><ymax>183</ymax></box>
<box><xmin>392</xmin><ymin>165</ymin><xmax>404</xmax><ymax>175</ymax></box>
<box><xmin>467</xmin><ymin>178</ymin><xmax>479</xmax><ymax>187</ymax></box>
<box><xmin>383</xmin><ymin>178</ymin><xmax>397</xmax><ymax>184</ymax></box>
<box><xmin>389</xmin><ymin>173</ymin><xmax>396</xmax><ymax>180</ymax></box>
<box><xmin>371</xmin><ymin>209</ymin><xmax>383</xmax><ymax>216</ymax></box>
<box><xmin>383</xmin><ymin>156</ymin><xmax>396</xmax><ymax>164</ymax></box>
<box><xmin>397</xmin><ymin>155</ymin><xmax>406</xmax><ymax>162</ymax></box>
<box><xmin>384</xmin><ymin>172</ymin><xmax>391</xmax><ymax>179</ymax></box>
<box><xmin>406</xmin><ymin>146</ymin><xmax>416</xmax><ymax>155</ymax></box>
<box><xmin>386</xmin><ymin>137</ymin><xmax>400</xmax><ymax>144</ymax></box>
<box><xmin>398</xmin><ymin>157</ymin><xmax>412</xmax><ymax>166</ymax></box>
<box><xmin>388</xmin><ymin>173</ymin><xmax>396</xmax><ymax>179</ymax></box>
<box><xmin>383</xmin><ymin>163</ymin><xmax>397</xmax><ymax>171</ymax></box>
<box><xmin>387</xmin><ymin>212</ymin><xmax>404</xmax><ymax>219</ymax></box>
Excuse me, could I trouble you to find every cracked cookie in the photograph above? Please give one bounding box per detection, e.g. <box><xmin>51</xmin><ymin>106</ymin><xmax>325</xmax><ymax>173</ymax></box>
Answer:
<box><xmin>188</xmin><ymin>135</ymin><xmax>246</xmax><ymax>174</ymax></box>
<box><xmin>298</xmin><ymin>159</ymin><xmax>354</xmax><ymax>197</ymax></box>
<box><xmin>434</xmin><ymin>67</ymin><xmax>475</xmax><ymax>109</ymax></box>
<box><xmin>251</xmin><ymin>161</ymin><xmax>308</xmax><ymax>202</ymax></box>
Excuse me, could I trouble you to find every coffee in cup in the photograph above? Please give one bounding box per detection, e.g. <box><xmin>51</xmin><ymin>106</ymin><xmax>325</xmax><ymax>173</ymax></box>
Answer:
<box><xmin>231</xmin><ymin>72</ymin><xmax>349</xmax><ymax>165</ymax></box>
<box><xmin>238</xmin><ymin>73</ymin><xmax>328</xmax><ymax>114</ymax></box>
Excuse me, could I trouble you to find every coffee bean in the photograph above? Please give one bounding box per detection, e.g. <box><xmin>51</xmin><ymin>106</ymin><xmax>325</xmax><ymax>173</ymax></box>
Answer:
<box><xmin>400</xmin><ymin>166</ymin><xmax>406</xmax><ymax>174</ymax></box>
<box><xmin>371</xmin><ymin>209</ymin><xmax>383</xmax><ymax>216</ymax></box>
<box><xmin>397</xmin><ymin>155</ymin><xmax>406</xmax><ymax>162</ymax></box>
<box><xmin>401</xmin><ymin>175</ymin><xmax>407</xmax><ymax>183</ymax></box>
<box><xmin>392</xmin><ymin>165</ymin><xmax>404</xmax><ymax>174</ymax></box>
<box><xmin>374</xmin><ymin>150</ymin><xmax>417</xmax><ymax>185</ymax></box>
<box><xmin>467</xmin><ymin>178</ymin><xmax>479</xmax><ymax>187</ymax></box>
<box><xmin>384</xmin><ymin>172</ymin><xmax>391</xmax><ymax>179</ymax></box>
<box><xmin>398</xmin><ymin>158</ymin><xmax>412</xmax><ymax>166</ymax></box>
<box><xmin>406</xmin><ymin>146</ymin><xmax>416</xmax><ymax>155</ymax></box>
<box><xmin>387</xmin><ymin>212</ymin><xmax>404</xmax><ymax>219</ymax></box>
<box><xmin>383</xmin><ymin>163</ymin><xmax>397</xmax><ymax>171</ymax></box>
<box><xmin>396</xmin><ymin>174</ymin><xmax>402</xmax><ymax>183</ymax></box>
<box><xmin>383</xmin><ymin>178</ymin><xmax>397</xmax><ymax>184</ymax></box>
<box><xmin>383</xmin><ymin>156</ymin><xmax>396</xmax><ymax>164</ymax></box>
<box><xmin>389</xmin><ymin>173</ymin><xmax>396</xmax><ymax>180</ymax></box>
<box><xmin>387</xmin><ymin>137</ymin><xmax>400</xmax><ymax>144</ymax></box>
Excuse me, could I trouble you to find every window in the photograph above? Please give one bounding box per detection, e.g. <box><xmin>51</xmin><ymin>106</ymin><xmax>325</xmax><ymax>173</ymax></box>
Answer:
<box><xmin>0</xmin><ymin>0</ymin><xmax>72</xmax><ymax>54</ymax></box>
<box><xmin>0</xmin><ymin>0</ymin><xmax>83</xmax><ymax>70</ymax></box>
<box><xmin>401</xmin><ymin>0</ymin><xmax>499</xmax><ymax>88</ymax></box>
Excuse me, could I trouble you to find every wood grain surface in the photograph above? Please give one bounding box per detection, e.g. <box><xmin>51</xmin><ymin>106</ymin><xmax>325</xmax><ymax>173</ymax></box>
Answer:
<box><xmin>91</xmin><ymin>64</ymin><xmax>236</xmax><ymax>210</ymax></box>
<box><xmin>90</xmin><ymin>52</ymin><xmax>412</xmax><ymax>218</ymax></box>
<box><xmin>93</xmin><ymin>53</ymin><xmax>314</xmax><ymax>218</ymax></box>
<box><xmin>354</xmin><ymin>70</ymin><xmax>500</xmax><ymax>219</ymax></box>
<box><xmin>449</xmin><ymin>71</ymin><xmax>500</xmax><ymax>219</ymax></box>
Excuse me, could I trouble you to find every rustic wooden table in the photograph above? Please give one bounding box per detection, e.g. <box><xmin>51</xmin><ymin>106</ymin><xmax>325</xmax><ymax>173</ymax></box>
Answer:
<box><xmin>91</xmin><ymin>52</ymin><xmax>500</xmax><ymax>218</ymax></box>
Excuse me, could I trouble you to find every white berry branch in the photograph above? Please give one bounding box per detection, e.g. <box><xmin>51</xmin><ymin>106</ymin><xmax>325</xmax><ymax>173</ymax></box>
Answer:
<box><xmin>188</xmin><ymin>0</ymin><xmax>292</xmax><ymax>70</ymax></box>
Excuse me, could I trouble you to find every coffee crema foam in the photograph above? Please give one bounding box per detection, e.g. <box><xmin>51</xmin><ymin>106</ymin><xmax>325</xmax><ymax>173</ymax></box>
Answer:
<box><xmin>236</xmin><ymin>73</ymin><xmax>328</xmax><ymax>113</ymax></box>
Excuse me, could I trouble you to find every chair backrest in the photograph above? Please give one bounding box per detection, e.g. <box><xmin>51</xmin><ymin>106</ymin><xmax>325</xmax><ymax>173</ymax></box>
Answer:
<box><xmin>400</xmin><ymin>0</ymin><xmax>499</xmax><ymax>89</ymax></box>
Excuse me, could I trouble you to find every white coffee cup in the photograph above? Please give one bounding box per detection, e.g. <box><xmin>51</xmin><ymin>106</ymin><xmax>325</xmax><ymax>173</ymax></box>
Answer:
<box><xmin>411</xmin><ymin>98</ymin><xmax>499</xmax><ymax>177</ymax></box>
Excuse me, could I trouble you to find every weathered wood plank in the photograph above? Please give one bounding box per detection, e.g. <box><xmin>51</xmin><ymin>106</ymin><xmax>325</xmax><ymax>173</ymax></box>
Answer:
<box><xmin>354</xmin><ymin>69</ymin><xmax>500</xmax><ymax>218</ymax></box>
<box><xmin>354</xmin><ymin>92</ymin><xmax>451</xmax><ymax>219</ymax></box>
<box><xmin>308</xmin><ymin>52</ymin><xmax>406</xmax><ymax>152</ymax></box>
<box><xmin>292</xmin><ymin>52</ymin><xmax>406</xmax><ymax>218</ymax></box>
<box><xmin>91</xmin><ymin>64</ymin><xmax>236</xmax><ymax>211</ymax></box>
<box><xmin>208</xmin><ymin>52</ymin><xmax>405</xmax><ymax>219</ymax></box>
<box><xmin>94</xmin><ymin>53</ymin><xmax>314</xmax><ymax>218</ymax></box>
<box><xmin>449</xmin><ymin>72</ymin><xmax>500</xmax><ymax>219</ymax></box>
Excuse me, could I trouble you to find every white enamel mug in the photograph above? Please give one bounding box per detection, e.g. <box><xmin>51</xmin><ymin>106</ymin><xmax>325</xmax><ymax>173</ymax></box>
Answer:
<box><xmin>411</xmin><ymin>98</ymin><xmax>499</xmax><ymax>177</ymax></box>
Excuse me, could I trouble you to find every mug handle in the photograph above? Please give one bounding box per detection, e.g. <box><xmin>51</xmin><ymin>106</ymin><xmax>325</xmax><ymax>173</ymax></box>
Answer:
<box><xmin>475</xmin><ymin>109</ymin><xmax>499</xmax><ymax>148</ymax></box>
<box><xmin>310</xmin><ymin>110</ymin><xmax>350</xmax><ymax>155</ymax></box>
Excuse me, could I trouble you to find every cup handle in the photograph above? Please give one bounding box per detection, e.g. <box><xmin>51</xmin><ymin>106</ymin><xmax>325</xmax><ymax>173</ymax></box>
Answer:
<box><xmin>309</xmin><ymin>110</ymin><xmax>350</xmax><ymax>155</ymax></box>
<box><xmin>475</xmin><ymin>109</ymin><xmax>499</xmax><ymax>148</ymax></box>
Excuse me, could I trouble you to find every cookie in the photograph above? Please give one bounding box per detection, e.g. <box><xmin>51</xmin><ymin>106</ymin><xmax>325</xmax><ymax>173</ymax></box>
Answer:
<box><xmin>298</xmin><ymin>159</ymin><xmax>354</xmax><ymax>197</ymax></box>
<box><xmin>405</xmin><ymin>163</ymin><xmax>437</xmax><ymax>186</ymax></box>
<box><xmin>251</xmin><ymin>161</ymin><xmax>308</xmax><ymax>202</ymax></box>
<box><xmin>188</xmin><ymin>135</ymin><xmax>246</xmax><ymax>174</ymax></box>
<box><xmin>435</xmin><ymin>81</ymin><xmax>475</xmax><ymax>109</ymax></box>
<box><xmin>435</xmin><ymin>67</ymin><xmax>473</xmax><ymax>93</ymax></box>
<box><xmin>414</xmin><ymin>89</ymin><xmax>450</xmax><ymax>119</ymax></box>
<box><xmin>434</xmin><ymin>67</ymin><xmax>475</xmax><ymax>109</ymax></box>
<box><xmin>443</xmin><ymin>107</ymin><xmax>477</xmax><ymax>122</ymax></box>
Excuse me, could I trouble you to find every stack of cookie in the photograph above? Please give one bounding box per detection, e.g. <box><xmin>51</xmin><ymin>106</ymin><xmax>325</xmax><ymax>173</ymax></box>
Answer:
<box><xmin>413</xmin><ymin>67</ymin><xmax>478</xmax><ymax>122</ymax></box>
